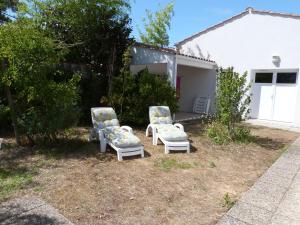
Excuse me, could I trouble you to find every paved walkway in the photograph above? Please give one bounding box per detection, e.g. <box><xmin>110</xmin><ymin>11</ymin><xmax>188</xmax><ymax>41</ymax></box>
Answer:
<box><xmin>246</xmin><ymin>119</ymin><xmax>300</xmax><ymax>133</ymax></box>
<box><xmin>0</xmin><ymin>196</ymin><xmax>74</xmax><ymax>225</ymax></box>
<box><xmin>217</xmin><ymin>137</ymin><xmax>300</xmax><ymax>225</ymax></box>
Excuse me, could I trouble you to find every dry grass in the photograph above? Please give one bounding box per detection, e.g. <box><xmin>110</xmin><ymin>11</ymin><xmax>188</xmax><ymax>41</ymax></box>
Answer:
<box><xmin>0</xmin><ymin>121</ymin><xmax>299</xmax><ymax>225</ymax></box>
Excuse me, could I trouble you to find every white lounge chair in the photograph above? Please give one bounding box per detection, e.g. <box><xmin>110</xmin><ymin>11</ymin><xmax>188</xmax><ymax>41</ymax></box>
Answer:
<box><xmin>89</xmin><ymin>107</ymin><xmax>144</xmax><ymax>161</ymax></box>
<box><xmin>146</xmin><ymin>106</ymin><xmax>190</xmax><ymax>154</ymax></box>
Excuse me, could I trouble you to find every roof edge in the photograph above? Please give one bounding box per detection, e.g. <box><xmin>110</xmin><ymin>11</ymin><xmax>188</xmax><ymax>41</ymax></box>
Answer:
<box><xmin>175</xmin><ymin>7</ymin><xmax>300</xmax><ymax>47</ymax></box>
<box><xmin>133</xmin><ymin>42</ymin><xmax>215</xmax><ymax>63</ymax></box>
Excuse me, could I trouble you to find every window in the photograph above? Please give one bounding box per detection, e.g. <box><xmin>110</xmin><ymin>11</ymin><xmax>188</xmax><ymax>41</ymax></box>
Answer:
<box><xmin>255</xmin><ymin>73</ymin><xmax>273</xmax><ymax>83</ymax></box>
<box><xmin>276</xmin><ymin>73</ymin><xmax>297</xmax><ymax>84</ymax></box>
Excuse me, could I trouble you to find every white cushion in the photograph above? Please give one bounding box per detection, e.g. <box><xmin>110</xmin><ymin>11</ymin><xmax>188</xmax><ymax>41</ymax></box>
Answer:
<box><xmin>149</xmin><ymin>106</ymin><xmax>173</xmax><ymax>124</ymax></box>
<box><xmin>91</xmin><ymin>107</ymin><xmax>120</xmax><ymax>129</ymax></box>
<box><xmin>104</xmin><ymin>126</ymin><xmax>141</xmax><ymax>148</ymax></box>
<box><xmin>156</xmin><ymin>124</ymin><xmax>188</xmax><ymax>142</ymax></box>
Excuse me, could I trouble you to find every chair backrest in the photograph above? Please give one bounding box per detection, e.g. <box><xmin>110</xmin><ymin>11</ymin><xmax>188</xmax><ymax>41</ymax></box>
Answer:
<box><xmin>91</xmin><ymin>107</ymin><xmax>120</xmax><ymax>129</ymax></box>
<box><xmin>149</xmin><ymin>106</ymin><xmax>173</xmax><ymax>124</ymax></box>
<box><xmin>193</xmin><ymin>96</ymin><xmax>211</xmax><ymax>114</ymax></box>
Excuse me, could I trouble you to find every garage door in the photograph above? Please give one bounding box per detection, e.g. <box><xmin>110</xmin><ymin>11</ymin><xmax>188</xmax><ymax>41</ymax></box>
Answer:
<box><xmin>252</xmin><ymin>71</ymin><xmax>298</xmax><ymax>123</ymax></box>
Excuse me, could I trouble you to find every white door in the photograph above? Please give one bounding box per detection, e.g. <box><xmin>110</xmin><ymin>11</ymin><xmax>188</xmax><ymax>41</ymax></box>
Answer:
<box><xmin>252</xmin><ymin>72</ymin><xmax>274</xmax><ymax>120</ymax></box>
<box><xmin>252</xmin><ymin>71</ymin><xmax>298</xmax><ymax>123</ymax></box>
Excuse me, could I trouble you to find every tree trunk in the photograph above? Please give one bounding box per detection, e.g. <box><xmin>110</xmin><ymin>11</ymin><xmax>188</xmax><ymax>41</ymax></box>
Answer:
<box><xmin>1</xmin><ymin>59</ymin><xmax>21</xmax><ymax>145</ymax></box>
<box><xmin>107</xmin><ymin>42</ymin><xmax>117</xmax><ymax>105</ymax></box>
<box><xmin>4</xmin><ymin>85</ymin><xmax>21</xmax><ymax>145</ymax></box>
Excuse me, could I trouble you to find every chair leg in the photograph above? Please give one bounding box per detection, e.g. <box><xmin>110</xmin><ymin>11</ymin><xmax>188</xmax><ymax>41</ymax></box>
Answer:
<box><xmin>187</xmin><ymin>143</ymin><xmax>190</xmax><ymax>154</ymax></box>
<box><xmin>146</xmin><ymin>125</ymin><xmax>150</xmax><ymax>137</ymax></box>
<box><xmin>165</xmin><ymin>145</ymin><xmax>169</xmax><ymax>154</ymax></box>
<box><xmin>141</xmin><ymin>150</ymin><xmax>145</xmax><ymax>158</ymax></box>
<box><xmin>117</xmin><ymin>153</ymin><xmax>123</xmax><ymax>161</ymax></box>
<box><xmin>153</xmin><ymin>135</ymin><xmax>158</xmax><ymax>145</ymax></box>
<box><xmin>100</xmin><ymin>141</ymin><xmax>106</xmax><ymax>153</ymax></box>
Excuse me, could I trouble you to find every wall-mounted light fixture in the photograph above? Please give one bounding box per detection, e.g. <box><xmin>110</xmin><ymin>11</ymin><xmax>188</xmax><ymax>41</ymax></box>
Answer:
<box><xmin>272</xmin><ymin>55</ymin><xmax>281</xmax><ymax>67</ymax></box>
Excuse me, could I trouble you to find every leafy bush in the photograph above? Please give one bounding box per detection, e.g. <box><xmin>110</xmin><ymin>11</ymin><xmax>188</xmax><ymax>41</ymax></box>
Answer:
<box><xmin>0</xmin><ymin>97</ymin><xmax>11</xmax><ymax>132</ymax></box>
<box><xmin>116</xmin><ymin>47</ymin><xmax>177</xmax><ymax>125</ymax></box>
<box><xmin>24</xmin><ymin>0</ymin><xmax>133</xmax><ymax>112</ymax></box>
<box><xmin>207</xmin><ymin>67</ymin><xmax>252</xmax><ymax>144</ymax></box>
<box><xmin>106</xmin><ymin>57</ymin><xmax>178</xmax><ymax>125</ymax></box>
<box><xmin>232</xmin><ymin>126</ymin><xmax>252</xmax><ymax>143</ymax></box>
<box><xmin>216</xmin><ymin>67</ymin><xmax>251</xmax><ymax>134</ymax></box>
<box><xmin>207</xmin><ymin>122</ymin><xmax>231</xmax><ymax>145</ymax></box>
<box><xmin>0</xmin><ymin>21</ymin><xmax>81</xmax><ymax>143</ymax></box>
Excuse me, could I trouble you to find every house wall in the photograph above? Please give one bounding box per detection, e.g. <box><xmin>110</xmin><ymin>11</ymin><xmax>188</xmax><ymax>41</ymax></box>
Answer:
<box><xmin>130</xmin><ymin>63</ymin><xmax>167</xmax><ymax>75</ymax></box>
<box><xmin>131</xmin><ymin>46</ymin><xmax>177</xmax><ymax>87</ymax></box>
<box><xmin>177</xmin><ymin>65</ymin><xmax>216</xmax><ymax>113</ymax></box>
<box><xmin>177</xmin><ymin>12</ymin><xmax>300</xmax><ymax>126</ymax></box>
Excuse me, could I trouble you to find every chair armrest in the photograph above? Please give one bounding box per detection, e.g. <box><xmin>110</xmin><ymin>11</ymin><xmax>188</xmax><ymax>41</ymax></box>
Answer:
<box><xmin>174</xmin><ymin>123</ymin><xmax>184</xmax><ymax>132</ymax></box>
<box><xmin>121</xmin><ymin>126</ymin><xmax>133</xmax><ymax>133</ymax></box>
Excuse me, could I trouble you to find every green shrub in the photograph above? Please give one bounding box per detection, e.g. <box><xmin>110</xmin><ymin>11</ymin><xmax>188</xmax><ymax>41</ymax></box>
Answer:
<box><xmin>216</xmin><ymin>67</ymin><xmax>251</xmax><ymax>136</ymax></box>
<box><xmin>108</xmin><ymin>67</ymin><xmax>178</xmax><ymax>126</ymax></box>
<box><xmin>232</xmin><ymin>126</ymin><xmax>252</xmax><ymax>143</ymax></box>
<box><xmin>207</xmin><ymin>67</ymin><xmax>252</xmax><ymax>144</ymax></box>
<box><xmin>207</xmin><ymin>121</ymin><xmax>231</xmax><ymax>145</ymax></box>
<box><xmin>0</xmin><ymin>21</ymin><xmax>81</xmax><ymax>143</ymax></box>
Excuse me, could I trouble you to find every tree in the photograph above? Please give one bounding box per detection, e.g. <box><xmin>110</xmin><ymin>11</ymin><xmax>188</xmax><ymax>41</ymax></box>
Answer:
<box><xmin>207</xmin><ymin>67</ymin><xmax>252</xmax><ymax>144</ymax></box>
<box><xmin>139</xmin><ymin>1</ymin><xmax>174</xmax><ymax>47</ymax></box>
<box><xmin>22</xmin><ymin>0</ymin><xmax>133</xmax><ymax>121</ymax></box>
<box><xmin>0</xmin><ymin>20</ymin><xmax>80</xmax><ymax>144</ymax></box>
<box><xmin>0</xmin><ymin>0</ymin><xmax>18</xmax><ymax>24</ymax></box>
<box><xmin>216</xmin><ymin>67</ymin><xmax>251</xmax><ymax>135</ymax></box>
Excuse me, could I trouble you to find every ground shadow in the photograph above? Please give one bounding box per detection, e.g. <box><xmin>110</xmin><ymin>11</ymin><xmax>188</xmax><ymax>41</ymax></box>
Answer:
<box><xmin>0</xmin><ymin>202</ymin><xmax>70</xmax><ymax>225</ymax></box>
<box><xmin>251</xmin><ymin>136</ymin><xmax>286</xmax><ymax>151</ymax></box>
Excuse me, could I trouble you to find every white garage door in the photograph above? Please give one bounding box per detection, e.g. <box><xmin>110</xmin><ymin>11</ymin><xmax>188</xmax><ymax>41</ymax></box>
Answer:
<box><xmin>252</xmin><ymin>71</ymin><xmax>298</xmax><ymax>123</ymax></box>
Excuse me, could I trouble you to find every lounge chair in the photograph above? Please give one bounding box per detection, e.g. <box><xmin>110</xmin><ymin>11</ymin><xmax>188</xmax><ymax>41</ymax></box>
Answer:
<box><xmin>146</xmin><ymin>106</ymin><xmax>190</xmax><ymax>154</ymax></box>
<box><xmin>89</xmin><ymin>107</ymin><xmax>144</xmax><ymax>161</ymax></box>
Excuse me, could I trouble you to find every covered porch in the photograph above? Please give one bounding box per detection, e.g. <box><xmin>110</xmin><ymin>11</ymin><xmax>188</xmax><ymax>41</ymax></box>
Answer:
<box><xmin>131</xmin><ymin>43</ymin><xmax>217</xmax><ymax>121</ymax></box>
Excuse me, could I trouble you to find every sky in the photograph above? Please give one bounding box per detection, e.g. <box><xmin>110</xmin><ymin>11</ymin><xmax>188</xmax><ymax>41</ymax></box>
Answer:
<box><xmin>130</xmin><ymin>0</ymin><xmax>300</xmax><ymax>46</ymax></box>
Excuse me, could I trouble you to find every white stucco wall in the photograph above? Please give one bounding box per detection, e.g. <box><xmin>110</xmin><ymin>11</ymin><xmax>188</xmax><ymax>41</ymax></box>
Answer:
<box><xmin>177</xmin><ymin>65</ymin><xmax>216</xmax><ymax>113</ymax></box>
<box><xmin>130</xmin><ymin>64</ymin><xmax>167</xmax><ymax>75</ymax></box>
<box><xmin>131</xmin><ymin>46</ymin><xmax>177</xmax><ymax>86</ymax></box>
<box><xmin>177</xmin><ymin>12</ymin><xmax>300</xmax><ymax>126</ymax></box>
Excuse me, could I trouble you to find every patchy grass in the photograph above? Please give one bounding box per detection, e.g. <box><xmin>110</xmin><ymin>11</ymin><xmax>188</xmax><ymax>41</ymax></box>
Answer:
<box><xmin>0</xmin><ymin>168</ymin><xmax>34</xmax><ymax>201</ymax></box>
<box><xmin>154</xmin><ymin>158</ymin><xmax>198</xmax><ymax>171</ymax></box>
<box><xmin>0</xmin><ymin>124</ymin><xmax>298</xmax><ymax>225</ymax></box>
<box><xmin>208</xmin><ymin>161</ymin><xmax>216</xmax><ymax>168</ymax></box>
<box><xmin>221</xmin><ymin>193</ymin><xmax>237</xmax><ymax>210</ymax></box>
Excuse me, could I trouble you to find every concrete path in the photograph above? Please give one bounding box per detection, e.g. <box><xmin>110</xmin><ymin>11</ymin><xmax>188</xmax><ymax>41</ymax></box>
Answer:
<box><xmin>217</xmin><ymin>137</ymin><xmax>300</xmax><ymax>225</ymax></box>
<box><xmin>0</xmin><ymin>196</ymin><xmax>74</xmax><ymax>225</ymax></box>
<box><xmin>246</xmin><ymin>119</ymin><xmax>300</xmax><ymax>133</ymax></box>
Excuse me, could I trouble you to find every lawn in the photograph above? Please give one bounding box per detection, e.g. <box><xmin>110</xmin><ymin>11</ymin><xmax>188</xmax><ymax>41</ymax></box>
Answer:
<box><xmin>0</xmin><ymin>121</ymin><xmax>299</xmax><ymax>225</ymax></box>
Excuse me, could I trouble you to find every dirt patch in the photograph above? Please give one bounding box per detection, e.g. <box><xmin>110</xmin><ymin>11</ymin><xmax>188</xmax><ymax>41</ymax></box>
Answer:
<box><xmin>1</xmin><ymin>122</ymin><xmax>299</xmax><ymax>225</ymax></box>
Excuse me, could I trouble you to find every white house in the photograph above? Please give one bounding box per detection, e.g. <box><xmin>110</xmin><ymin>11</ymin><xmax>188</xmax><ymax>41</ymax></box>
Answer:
<box><xmin>131</xmin><ymin>7</ymin><xmax>300</xmax><ymax>127</ymax></box>
<box><xmin>130</xmin><ymin>43</ymin><xmax>217</xmax><ymax>121</ymax></box>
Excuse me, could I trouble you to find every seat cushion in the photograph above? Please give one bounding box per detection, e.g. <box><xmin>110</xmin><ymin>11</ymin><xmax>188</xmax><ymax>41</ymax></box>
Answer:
<box><xmin>156</xmin><ymin>124</ymin><xmax>188</xmax><ymax>142</ymax></box>
<box><xmin>149</xmin><ymin>106</ymin><xmax>173</xmax><ymax>124</ymax></box>
<box><xmin>104</xmin><ymin>127</ymin><xmax>141</xmax><ymax>148</ymax></box>
<box><xmin>91</xmin><ymin>107</ymin><xmax>120</xmax><ymax>129</ymax></box>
